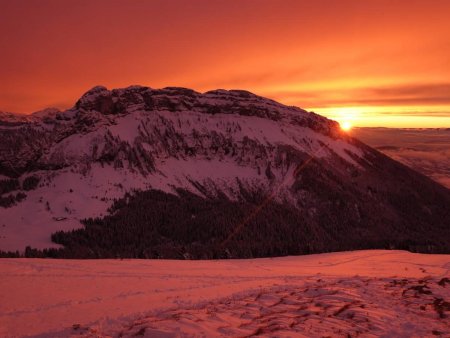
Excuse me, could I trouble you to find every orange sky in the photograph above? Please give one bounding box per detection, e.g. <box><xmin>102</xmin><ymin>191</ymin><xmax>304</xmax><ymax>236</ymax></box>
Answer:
<box><xmin>1</xmin><ymin>0</ymin><xmax>449</xmax><ymax>127</ymax></box>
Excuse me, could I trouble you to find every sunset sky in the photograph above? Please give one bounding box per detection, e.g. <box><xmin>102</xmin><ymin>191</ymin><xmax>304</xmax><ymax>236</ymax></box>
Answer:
<box><xmin>1</xmin><ymin>0</ymin><xmax>449</xmax><ymax>127</ymax></box>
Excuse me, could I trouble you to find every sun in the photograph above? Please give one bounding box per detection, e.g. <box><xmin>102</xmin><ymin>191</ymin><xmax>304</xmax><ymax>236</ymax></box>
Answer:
<box><xmin>341</xmin><ymin>121</ymin><xmax>352</xmax><ymax>131</ymax></box>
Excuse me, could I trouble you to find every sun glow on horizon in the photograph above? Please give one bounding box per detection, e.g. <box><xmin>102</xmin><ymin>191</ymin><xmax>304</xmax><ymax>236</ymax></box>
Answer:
<box><xmin>316</xmin><ymin>107</ymin><xmax>359</xmax><ymax>130</ymax></box>
<box><xmin>341</xmin><ymin>121</ymin><xmax>353</xmax><ymax>131</ymax></box>
<box><xmin>310</xmin><ymin>105</ymin><xmax>450</xmax><ymax>128</ymax></box>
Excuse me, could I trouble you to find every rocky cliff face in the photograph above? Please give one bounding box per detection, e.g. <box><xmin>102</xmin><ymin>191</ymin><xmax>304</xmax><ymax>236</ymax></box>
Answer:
<box><xmin>0</xmin><ymin>86</ymin><xmax>342</xmax><ymax>176</ymax></box>
<box><xmin>0</xmin><ymin>86</ymin><xmax>449</xmax><ymax>255</ymax></box>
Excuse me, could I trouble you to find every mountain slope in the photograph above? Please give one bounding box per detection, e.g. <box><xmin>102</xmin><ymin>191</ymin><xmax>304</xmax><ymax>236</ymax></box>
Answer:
<box><xmin>0</xmin><ymin>85</ymin><xmax>449</xmax><ymax>256</ymax></box>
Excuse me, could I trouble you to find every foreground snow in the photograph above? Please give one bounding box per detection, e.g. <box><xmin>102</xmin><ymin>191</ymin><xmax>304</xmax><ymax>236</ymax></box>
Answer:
<box><xmin>1</xmin><ymin>250</ymin><xmax>449</xmax><ymax>337</ymax></box>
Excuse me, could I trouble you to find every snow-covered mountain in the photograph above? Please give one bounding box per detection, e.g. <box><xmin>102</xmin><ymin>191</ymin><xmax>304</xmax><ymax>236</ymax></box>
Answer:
<box><xmin>0</xmin><ymin>86</ymin><xmax>449</xmax><ymax>255</ymax></box>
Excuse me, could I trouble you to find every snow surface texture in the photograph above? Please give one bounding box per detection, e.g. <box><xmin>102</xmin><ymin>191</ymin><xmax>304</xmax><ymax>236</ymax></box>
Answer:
<box><xmin>1</xmin><ymin>250</ymin><xmax>449</xmax><ymax>337</ymax></box>
<box><xmin>0</xmin><ymin>86</ymin><xmax>364</xmax><ymax>252</ymax></box>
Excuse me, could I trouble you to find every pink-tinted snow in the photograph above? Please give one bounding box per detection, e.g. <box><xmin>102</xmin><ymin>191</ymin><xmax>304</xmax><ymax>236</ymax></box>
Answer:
<box><xmin>1</xmin><ymin>250</ymin><xmax>449</xmax><ymax>337</ymax></box>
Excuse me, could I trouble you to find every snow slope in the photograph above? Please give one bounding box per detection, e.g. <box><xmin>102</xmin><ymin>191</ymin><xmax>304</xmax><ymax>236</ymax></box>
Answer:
<box><xmin>1</xmin><ymin>250</ymin><xmax>449</xmax><ymax>337</ymax></box>
<box><xmin>0</xmin><ymin>86</ymin><xmax>363</xmax><ymax>252</ymax></box>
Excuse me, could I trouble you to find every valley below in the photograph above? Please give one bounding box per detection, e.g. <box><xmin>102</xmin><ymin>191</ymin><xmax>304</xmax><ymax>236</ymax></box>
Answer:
<box><xmin>352</xmin><ymin>127</ymin><xmax>450</xmax><ymax>189</ymax></box>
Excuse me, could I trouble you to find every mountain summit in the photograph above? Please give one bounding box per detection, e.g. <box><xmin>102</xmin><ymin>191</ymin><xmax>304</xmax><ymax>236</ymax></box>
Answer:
<box><xmin>0</xmin><ymin>86</ymin><xmax>449</xmax><ymax>257</ymax></box>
